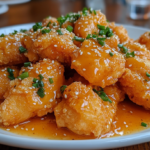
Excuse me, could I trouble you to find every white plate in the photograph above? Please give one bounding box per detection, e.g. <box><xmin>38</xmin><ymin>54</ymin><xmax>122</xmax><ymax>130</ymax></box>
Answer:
<box><xmin>0</xmin><ymin>4</ymin><xmax>8</xmax><ymax>14</ymax></box>
<box><xmin>0</xmin><ymin>0</ymin><xmax>30</xmax><ymax>5</ymax></box>
<box><xmin>0</xmin><ymin>24</ymin><xmax>150</xmax><ymax>150</ymax></box>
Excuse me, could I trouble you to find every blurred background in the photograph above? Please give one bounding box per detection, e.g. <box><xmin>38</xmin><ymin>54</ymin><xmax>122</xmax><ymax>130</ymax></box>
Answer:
<box><xmin>0</xmin><ymin>0</ymin><xmax>150</xmax><ymax>28</ymax></box>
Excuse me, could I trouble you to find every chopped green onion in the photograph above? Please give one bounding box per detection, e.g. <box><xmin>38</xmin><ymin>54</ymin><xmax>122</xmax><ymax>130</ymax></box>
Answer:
<box><xmin>7</xmin><ymin>68</ymin><xmax>15</xmax><ymax>80</ymax></box>
<box><xmin>18</xmin><ymin>72</ymin><xmax>29</xmax><ymax>80</ymax></box>
<box><xmin>106</xmin><ymin>19</ymin><xmax>109</xmax><ymax>22</ymax></box>
<box><xmin>99</xmin><ymin>30</ymin><xmax>105</xmax><ymax>35</ymax></box>
<box><xmin>60</xmin><ymin>85</ymin><xmax>67</xmax><ymax>93</ymax></box>
<box><xmin>49</xmin><ymin>78</ymin><xmax>53</xmax><ymax>84</ymax></box>
<box><xmin>93</xmin><ymin>10</ymin><xmax>96</xmax><ymax>15</ymax></box>
<box><xmin>73</xmin><ymin>36</ymin><xmax>85</xmax><ymax>42</ymax></box>
<box><xmin>32</xmin><ymin>82</ymin><xmax>39</xmax><ymax>88</ymax></box>
<box><xmin>118</xmin><ymin>44</ymin><xmax>128</xmax><ymax>54</ymax></box>
<box><xmin>12</xmin><ymin>30</ymin><xmax>18</xmax><ymax>35</ymax></box>
<box><xmin>97</xmin><ymin>37</ymin><xmax>106</xmax><ymax>41</ymax></box>
<box><xmin>20</xmin><ymin>29</ymin><xmax>27</xmax><ymax>33</ymax></box>
<box><xmin>86</xmin><ymin>34</ymin><xmax>97</xmax><ymax>39</ymax></box>
<box><xmin>82</xmin><ymin>7</ymin><xmax>88</xmax><ymax>16</ymax></box>
<box><xmin>47</xmin><ymin>22</ymin><xmax>51</xmax><ymax>27</ymax></box>
<box><xmin>122</xmin><ymin>46</ymin><xmax>128</xmax><ymax>53</ymax></box>
<box><xmin>107</xmin><ymin>32</ymin><xmax>114</xmax><ymax>37</ymax></box>
<box><xmin>0</xmin><ymin>33</ymin><xmax>5</xmax><ymax>37</ymax></box>
<box><xmin>97</xmin><ymin>24</ymin><xmax>105</xmax><ymax>30</ymax></box>
<box><xmin>146</xmin><ymin>72</ymin><xmax>150</xmax><ymax>77</ymax></box>
<box><xmin>86</xmin><ymin>34</ymin><xmax>92</xmax><ymax>39</ymax></box>
<box><xmin>92</xmin><ymin>34</ymin><xmax>97</xmax><ymax>38</ymax></box>
<box><xmin>19</xmin><ymin>46</ymin><xmax>27</xmax><ymax>53</ymax></box>
<box><xmin>33</xmin><ymin>78</ymin><xmax>38</xmax><ymax>83</ymax></box>
<box><xmin>38</xmin><ymin>74</ymin><xmax>44</xmax><ymax>80</ymax></box>
<box><xmin>141</xmin><ymin>122</ymin><xmax>147</xmax><ymax>127</ymax></box>
<box><xmin>24</xmin><ymin>62</ymin><xmax>31</xmax><ymax>67</ymax></box>
<box><xmin>41</xmin><ymin>29</ymin><xmax>51</xmax><ymax>34</ymax></box>
<box><xmin>98</xmin><ymin>40</ymin><xmax>105</xmax><ymax>46</ymax></box>
<box><xmin>126</xmin><ymin>51</ymin><xmax>135</xmax><ymax>58</ymax></box>
<box><xmin>109</xmin><ymin>52</ymin><xmax>114</xmax><ymax>57</ymax></box>
<box><xmin>118</xmin><ymin>44</ymin><xmax>123</xmax><ymax>48</ymax></box>
<box><xmin>53</xmin><ymin>22</ymin><xmax>56</xmax><ymax>26</ymax></box>
<box><xmin>37</xmin><ymin>87</ymin><xmax>45</xmax><ymax>98</ymax></box>
<box><xmin>89</xmin><ymin>8</ymin><xmax>93</xmax><ymax>14</ymax></box>
<box><xmin>38</xmin><ymin>80</ymin><xmax>44</xmax><ymax>87</ymax></box>
<box><xmin>57</xmin><ymin>13</ymin><xmax>81</xmax><ymax>27</ymax></box>
<box><xmin>33</xmin><ymin>22</ymin><xmax>43</xmax><ymax>32</ymax></box>
<box><xmin>93</xmin><ymin>89</ymin><xmax>112</xmax><ymax>103</ymax></box>
<box><xmin>56</xmin><ymin>29</ymin><xmax>63</xmax><ymax>35</ymax></box>
<box><xmin>66</xmin><ymin>25</ymin><xmax>73</xmax><ymax>32</ymax></box>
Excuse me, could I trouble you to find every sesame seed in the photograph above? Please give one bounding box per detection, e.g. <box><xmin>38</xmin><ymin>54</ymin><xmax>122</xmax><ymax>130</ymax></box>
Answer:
<box><xmin>64</xmin><ymin>94</ymin><xmax>67</xmax><ymax>99</ymax></box>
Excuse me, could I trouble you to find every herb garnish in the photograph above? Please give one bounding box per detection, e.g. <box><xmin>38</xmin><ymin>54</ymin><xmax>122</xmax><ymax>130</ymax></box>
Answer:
<box><xmin>60</xmin><ymin>85</ymin><xmax>67</xmax><ymax>93</ymax></box>
<box><xmin>7</xmin><ymin>68</ymin><xmax>15</xmax><ymax>80</ymax></box>
<box><xmin>18</xmin><ymin>72</ymin><xmax>29</xmax><ymax>80</ymax></box>
<box><xmin>19</xmin><ymin>46</ymin><xmax>27</xmax><ymax>53</ymax></box>
<box><xmin>93</xmin><ymin>88</ymin><xmax>112</xmax><ymax>103</ymax></box>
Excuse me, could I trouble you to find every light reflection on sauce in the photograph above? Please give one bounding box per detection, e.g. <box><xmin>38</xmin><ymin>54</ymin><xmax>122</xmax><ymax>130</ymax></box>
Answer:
<box><xmin>1</xmin><ymin>98</ymin><xmax>150</xmax><ymax>140</ymax></box>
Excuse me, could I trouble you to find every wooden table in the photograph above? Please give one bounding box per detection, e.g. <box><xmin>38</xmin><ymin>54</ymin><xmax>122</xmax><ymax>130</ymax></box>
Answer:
<box><xmin>0</xmin><ymin>0</ymin><xmax>150</xmax><ymax>149</ymax></box>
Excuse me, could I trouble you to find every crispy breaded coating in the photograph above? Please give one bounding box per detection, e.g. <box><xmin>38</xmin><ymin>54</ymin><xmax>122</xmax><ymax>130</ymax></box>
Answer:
<box><xmin>74</xmin><ymin>10</ymin><xmax>107</xmax><ymax>38</ymax></box>
<box><xmin>105</xmin><ymin>34</ymin><xmax>120</xmax><ymax>51</ymax></box>
<box><xmin>23</xmin><ymin>31</ymin><xmax>40</xmax><ymax>62</ymax></box>
<box><xmin>122</xmin><ymin>41</ymin><xmax>150</xmax><ymax>60</ymax></box>
<box><xmin>0</xmin><ymin>33</ymin><xmax>28</xmax><ymax>66</ymax></box>
<box><xmin>42</xmin><ymin>16</ymin><xmax>59</xmax><ymax>28</ymax></box>
<box><xmin>71</xmin><ymin>39</ymin><xmax>125</xmax><ymax>87</ymax></box>
<box><xmin>33</xmin><ymin>28</ymin><xmax>77</xmax><ymax>65</ymax></box>
<box><xmin>54</xmin><ymin>82</ymin><xmax>125</xmax><ymax>137</ymax></box>
<box><xmin>0</xmin><ymin>66</ymin><xmax>19</xmax><ymax>99</ymax></box>
<box><xmin>108</xmin><ymin>22</ymin><xmax>130</xmax><ymax>43</ymax></box>
<box><xmin>137</xmin><ymin>31</ymin><xmax>150</xmax><ymax>50</ymax></box>
<box><xmin>119</xmin><ymin>57</ymin><xmax>150</xmax><ymax>109</ymax></box>
<box><xmin>0</xmin><ymin>59</ymin><xmax>65</xmax><ymax>126</ymax></box>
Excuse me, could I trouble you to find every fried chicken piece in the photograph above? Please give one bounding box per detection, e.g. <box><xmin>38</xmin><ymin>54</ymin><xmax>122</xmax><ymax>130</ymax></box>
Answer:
<box><xmin>42</xmin><ymin>16</ymin><xmax>59</xmax><ymax>28</ymax></box>
<box><xmin>0</xmin><ymin>33</ymin><xmax>28</xmax><ymax>66</ymax></box>
<box><xmin>23</xmin><ymin>31</ymin><xmax>40</xmax><ymax>62</ymax></box>
<box><xmin>105</xmin><ymin>34</ymin><xmax>120</xmax><ymax>51</ymax></box>
<box><xmin>122</xmin><ymin>41</ymin><xmax>150</xmax><ymax>60</ymax></box>
<box><xmin>33</xmin><ymin>28</ymin><xmax>77</xmax><ymax>65</ymax></box>
<box><xmin>137</xmin><ymin>31</ymin><xmax>150</xmax><ymax>50</ymax></box>
<box><xmin>54</xmin><ymin>82</ymin><xmax>125</xmax><ymax>137</ymax></box>
<box><xmin>119</xmin><ymin>57</ymin><xmax>150</xmax><ymax>109</ymax></box>
<box><xmin>74</xmin><ymin>10</ymin><xmax>107</xmax><ymax>38</ymax></box>
<box><xmin>0</xmin><ymin>66</ymin><xmax>19</xmax><ymax>99</ymax></box>
<box><xmin>0</xmin><ymin>59</ymin><xmax>65</xmax><ymax>126</ymax></box>
<box><xmin>108</xmin><ymin>22</ymin><xmax>130</xmax><ymax>43</ymax></box>
<box><xmin>71</xmin><ymin>39</ymin><xmax>125</xmax><ymax>87</ymax></box>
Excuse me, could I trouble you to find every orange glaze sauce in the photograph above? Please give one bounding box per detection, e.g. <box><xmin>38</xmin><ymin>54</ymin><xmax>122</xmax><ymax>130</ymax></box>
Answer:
<box><xmin>1</xmin><ymin>98</ymin><xmax>150</xmax><ymax>140</ymax></box>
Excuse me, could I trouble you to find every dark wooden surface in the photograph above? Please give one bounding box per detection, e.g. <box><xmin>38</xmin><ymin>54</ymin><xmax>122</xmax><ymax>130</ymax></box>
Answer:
<box><xmin>0</xmin><ymin>0</ymin><xmax>150</xmax><ymax>149</ymax></box>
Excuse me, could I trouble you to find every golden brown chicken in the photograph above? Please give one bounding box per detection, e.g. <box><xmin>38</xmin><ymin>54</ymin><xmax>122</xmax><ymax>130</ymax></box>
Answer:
<box><xmin>23</xmin><ymin>27</ymin><xmax>77</xmax><ymax>66</ymax></box>
<box><xmin>0</xmin><ymin>59</ymin><xmax>65</xmax><ymax>126</ymax></box>
<box><xmin>0</xmin><ymin>33</ymin><xmax>28</xmax><ymax>66</ymax></box>
<box><xmin>0</xmin><ymin>66</ymin><xmax>19</xmax><ymax>99</ymax></box>
<box><xmin>119</xmin><ymin>56</ymin><xmax>150</xmax><ymax>110</ymax></box>
<box><xmin>54</xmin><ymin>82</ymin><xmax>125</xmax><ymax>137</ymax></box>
<box><xmin>71</xmin><ymin>39</ymin><xmax>125</xmax><ymax>87</ymax></box>
<box><xmin>74</xmin><ymin>10</ymin><xmax>107</xmax><ymax>38</ymax></box>
<box><xmin>137</xmin><ymin>31</ymin><xmax>150</xmax><ymax>50</ymax></box>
